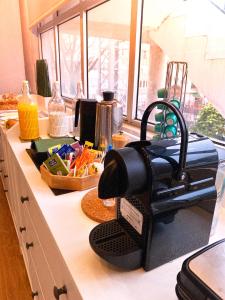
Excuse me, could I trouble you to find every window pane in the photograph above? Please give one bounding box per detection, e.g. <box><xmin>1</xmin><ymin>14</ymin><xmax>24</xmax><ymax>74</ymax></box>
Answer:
<box><xmin>87</xmin><ymin>0</ymin><xmax>131</xmax><ymax>114</ymax></box>
<box><xmin>136</xmin><ymin>0</ymin><xmax>169</xmax><ymax>121</ymax></box>
<box><xmin>58</xmin><ymin>17</ymin><xmax>81</xmax><ymax>98</ymax></box>
<box><xmin>183</xmin><ymin>85</ymin><xmax>225</xmax><ymax>143</ymax></box>
<box><xmin>41</xmin><ymin>29</ymin><xmax>57</xmax><ymax>88</ymax></box>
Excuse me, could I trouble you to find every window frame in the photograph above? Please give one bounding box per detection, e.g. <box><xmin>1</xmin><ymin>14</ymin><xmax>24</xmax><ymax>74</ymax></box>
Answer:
<box><xmin>37</xmin><ymin>0</ymin><xmax>144</xmax><ymax>122</ymax></box>
<box><xmin>40</xmin><ymin>27</ymin><xmax>58</xmax><ymax>86</ymax></box>
<box><xmin>36</xmin><ymin>0</ymin><xmax>225</xmax><ymax>145</ymax></box>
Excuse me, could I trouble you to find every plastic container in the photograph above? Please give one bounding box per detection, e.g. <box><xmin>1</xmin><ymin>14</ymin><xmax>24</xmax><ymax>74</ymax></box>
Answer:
<box><xmin>166</xmin><ymin>112</ymin><xmax>177</xmax><ymax>125</ymax></box>
<box><xmin>170</xmin><ymin>98</ymin><xmax>180</xmax><ymax>109</ymax></box>
<box><xmin>165</xmin><ymin>125</ymin><xmax>177</xmax><ymax>138</ymax></box>
<box><xmin>18</xmin><ymin>80</ymin><xmax>39</xmax><ymax>140</ymax></box>
<box><xmin>157</xmin><ymin>88</ymin><xmax>168</xmax><ymax>99</ymax></box>
<box><xmin>154</xmin><ymin>123</ymin><xmax>164</xmax><ymax>133</ymax></box>
<box><xmin>155</xmin><ymin>112</ymin><xmax>164</xmax><ymax>122</ymax></box>
<box><xmin>112</xmin><ymin>131</ymin><xmax>129</xmax><ymax>149</ymax></box>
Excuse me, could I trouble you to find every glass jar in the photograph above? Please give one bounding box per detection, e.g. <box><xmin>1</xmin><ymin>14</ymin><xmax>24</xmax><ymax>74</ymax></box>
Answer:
<box><xmin>48</xmin><ymin>81</ymin><xmax>68</xmax><ymax>137</ymax></box>
<box><xmin>18</xmin><ymin>80</ymin><xmax>39</xmax><ymax>140</ymax></box>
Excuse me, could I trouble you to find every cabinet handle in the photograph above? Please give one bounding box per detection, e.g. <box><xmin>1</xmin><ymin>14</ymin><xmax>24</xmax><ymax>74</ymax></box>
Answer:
<box><xmin>53</xmin><ymin>285</ymin><xmax>67</xmax><ymax>299</ymax></box>
<box><xmin>4</xmin><ymin>190</ymin><xmax>8</xmax><ymax>193</ymax></box>
<box><xmin>32</xmin><ymin>291</ymin><xmax>38</xmax><ymax>298</ymax></box>
<box><xmin>21</xmin><ymin>196</ymin><xmax>29</xmax><ymax>203</ymax></box>
<box><xmin>19</xmin><ymin>226</ymin><xmax>26</xmax><ymax>233</ymax></box>
<box><xmin>4</xmin><ymin>174</ymin><xmax>8</xmax><ymax>178</ymax></box>
<box><xmin>26</xmin><ymin>242</ymin><xmax>34</xmax><ymax>249</ymax></box>
<box><xmin>0</xmin><ymin>159</ymin><xmax>4</xmax><ymax>162</ymax></box>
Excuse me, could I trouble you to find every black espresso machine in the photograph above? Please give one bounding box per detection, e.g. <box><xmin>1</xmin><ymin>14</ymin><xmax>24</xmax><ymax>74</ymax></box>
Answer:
<box><xmin>89</xmin><ymin>101</ymin><xmax>219</xmax><ymax>271</ymax></box>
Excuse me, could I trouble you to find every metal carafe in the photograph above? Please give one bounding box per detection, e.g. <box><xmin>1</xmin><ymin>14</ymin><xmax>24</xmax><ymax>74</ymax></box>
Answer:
<box><xmin>95</xmin><ymin>91</ymin><xmax>123</xmax><ymax>149</ymax></box>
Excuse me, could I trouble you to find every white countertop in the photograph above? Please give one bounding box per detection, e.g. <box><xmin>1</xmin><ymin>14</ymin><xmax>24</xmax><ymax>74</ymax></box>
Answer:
<box><xmin>5</xmin><ymin>119</ymin><xmax>225</xmax><ymax>300</ymax></box>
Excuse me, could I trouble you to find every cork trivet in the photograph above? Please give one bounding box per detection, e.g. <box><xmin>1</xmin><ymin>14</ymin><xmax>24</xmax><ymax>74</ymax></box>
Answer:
<box><xmin>81</xmin><ymin>188</ymin><xmax>116</xmax><ymax>223</ymax></box>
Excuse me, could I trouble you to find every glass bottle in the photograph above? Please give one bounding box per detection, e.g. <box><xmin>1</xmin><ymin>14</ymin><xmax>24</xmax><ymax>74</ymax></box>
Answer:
<box><xmin>48</xmin><ymin>81</ymin><xmax>68</xmax><ymax>137</ymax></box>
<box><xmin>18</xmin><ymin>80</ymin><xmax>39</xmax><ymax>140</ymax></box>
<box><xmin>72</xmin><ymin>81</ymin><xmax>85</xmax><ymax>137</ymax></box>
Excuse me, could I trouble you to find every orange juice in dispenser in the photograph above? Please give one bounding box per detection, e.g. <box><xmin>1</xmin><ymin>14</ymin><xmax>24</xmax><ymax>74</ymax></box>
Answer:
<box><xmin>17</xmin><ymin>80</ymin><xmax>39</xmax><ymax>140</ymax></box>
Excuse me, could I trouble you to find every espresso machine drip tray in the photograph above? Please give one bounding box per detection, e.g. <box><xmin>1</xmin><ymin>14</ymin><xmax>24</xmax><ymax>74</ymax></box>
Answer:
<box><xmin>89</xmin><ymin>220</ymin><xmax>143</xmax><ymax>270</ymax></box>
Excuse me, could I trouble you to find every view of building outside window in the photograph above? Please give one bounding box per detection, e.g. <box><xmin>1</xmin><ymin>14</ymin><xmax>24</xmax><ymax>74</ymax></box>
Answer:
<box><xmin>136</xmin><ymin>0</ymin><xmax>168</xmax><ymax>122</ymax></box>
<box><xmin>136</xmin><ymin>43</ymin><xmax>150</xmax><ymax>120</ymax></box>
<box><xmin>87</xmin><ymin>0</ymin><xmax>131</xmax><ymax>114</ymax></box>
<box><xmin>58</xmin><ymin>17</ymin><xmax>81</xmax><ymax>98</ymax></box>
<box><xmin>136</xmin><ymin>0</ymin><xmax>225</xmax><ymax>142</ymax></box>
<box><xmin>41</xmin><ymin>29</ymin><xmax>56</xmax><ymax>89</ymax></box>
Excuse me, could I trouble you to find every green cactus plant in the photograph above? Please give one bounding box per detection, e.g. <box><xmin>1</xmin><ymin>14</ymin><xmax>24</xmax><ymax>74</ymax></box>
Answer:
<box><xmin>36</xmin><ymin>59</ymin><xmax>52</xmax><ymax>97</ymax></box>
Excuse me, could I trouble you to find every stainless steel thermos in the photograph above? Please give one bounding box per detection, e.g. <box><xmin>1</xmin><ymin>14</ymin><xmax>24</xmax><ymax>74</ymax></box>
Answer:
<box><xmin>95</xmin><ymin>91</ymin><xmax>123</xmax><ymax>149</ymax></box>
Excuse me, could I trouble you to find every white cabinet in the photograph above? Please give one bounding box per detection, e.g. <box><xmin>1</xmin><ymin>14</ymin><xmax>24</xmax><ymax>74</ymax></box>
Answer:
<box><xmin>0</xmin><ymin>126</ymin><xmax>80</xmax><ymax>300</ymax></box>
<box><xmin>0</xmin><ymin>128</ymin><xmax>9</xmax><ymax>192</ymax></box>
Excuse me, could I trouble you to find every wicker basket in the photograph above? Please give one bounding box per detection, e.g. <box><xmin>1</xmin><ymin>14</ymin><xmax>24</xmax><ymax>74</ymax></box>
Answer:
<box><xmin>40</xmin><ymin>165</ymin><xmax>100</xmax><ymax>191</ymax></box>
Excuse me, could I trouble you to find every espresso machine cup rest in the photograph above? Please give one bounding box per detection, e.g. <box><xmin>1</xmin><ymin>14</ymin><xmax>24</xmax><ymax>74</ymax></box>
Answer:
<box><xmin>89</xmin><ymin>101</ymin><xmax>218</xmax><ymax>271</ymax></box>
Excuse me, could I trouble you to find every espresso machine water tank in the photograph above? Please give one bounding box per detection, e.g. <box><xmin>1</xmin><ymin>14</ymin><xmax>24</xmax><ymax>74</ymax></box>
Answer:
<box><xmin>89</xmin><ymin>101</ymin><xmax>219</xmax><ymax>271</ymax></box>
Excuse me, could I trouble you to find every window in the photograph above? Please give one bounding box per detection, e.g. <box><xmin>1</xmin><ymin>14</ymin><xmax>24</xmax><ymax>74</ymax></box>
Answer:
<box><xmin>58</xmin><ymin>16</ymin><xmax>81</xmax><ymax>98</ymax></box>
<box><xmin>38</xmin><ymin>0</ymin><xmax>225</xmax><ymax>145</ymax></box>
<box><xmin>87</xmin><ymin>0</ymin><xmax>131</xmax><ymax>114</ymax></box>
<box><xmin>183</xmin><ymin>85</ymin><xmax>225</xmax><ymax>143</ymax></box>
<box><xmin>41</xmin><ymin>29</ymin><xmax>57</xmax><ymax>88</ymax></box>
<box><xmin>136</xmin><ymin>0</ymin><xmax>171</xmax><ymax>122</ymax></box>
<box><xmin>211</xmin><ymin>0</ymin><xmax>225</xmax><ymax>12</ymax></box>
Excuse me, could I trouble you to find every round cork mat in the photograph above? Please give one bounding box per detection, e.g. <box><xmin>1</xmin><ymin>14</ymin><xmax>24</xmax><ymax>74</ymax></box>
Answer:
<box><xmin>81</xmin><ymin>188</ymin><xmax>116</xmax><ymax>223</ymax></box>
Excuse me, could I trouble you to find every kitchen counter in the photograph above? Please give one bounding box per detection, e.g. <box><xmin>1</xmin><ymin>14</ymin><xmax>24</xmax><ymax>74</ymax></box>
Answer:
<box><xmin>1</xmin><ymin>118</ymin><xmax>225</xmax><ymax>300</ymax></box>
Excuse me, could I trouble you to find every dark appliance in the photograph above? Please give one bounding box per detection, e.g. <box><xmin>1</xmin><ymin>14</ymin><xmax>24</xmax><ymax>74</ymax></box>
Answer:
<box><xmin>89</xmin><ymin>101</ymin><xmax>219</xmax><ymax>271</ymax></box>
<box><xmin>74</xmin><ymin>99</ymin><xmax>97</xmax><ymax>144</ymax></box>
<box><xmin>176</xmin><ymin>239</ymin><xmax>225</xmax><ymax>300</ymax></box>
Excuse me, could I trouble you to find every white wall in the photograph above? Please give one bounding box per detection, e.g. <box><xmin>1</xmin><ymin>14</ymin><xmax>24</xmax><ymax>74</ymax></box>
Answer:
<box><xmin>0</xmin><ymin>0</ymin><xmax>25</xmax><ymax>94</ymax></box>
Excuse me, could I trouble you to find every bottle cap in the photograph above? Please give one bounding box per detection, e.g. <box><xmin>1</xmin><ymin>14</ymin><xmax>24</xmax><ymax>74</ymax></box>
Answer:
<box><xmin>107</xmin><ymin>144</ymin><xmax>113</xmax><ymax>151</ymax></box>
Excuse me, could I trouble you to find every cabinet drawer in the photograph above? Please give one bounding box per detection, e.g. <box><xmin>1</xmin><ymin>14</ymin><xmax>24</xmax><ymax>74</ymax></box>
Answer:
<box><xmin>23</xmin><ymin>189</ymin><xmax>81</xmax><ymax>299</ymax></box>
<box><xmin>14</xmin><ymin>170</ymin><xmax>80</xmax><ymax>299</ymax></box>
<box><xmin>23</xmin><ymin>208</ymin><xmax>56</xmax><ymax>300</ymax></box>
<box><xmin>27</xmin><ymin>255</ymin><xmax>45</xmax><ymax>300</ymax></box>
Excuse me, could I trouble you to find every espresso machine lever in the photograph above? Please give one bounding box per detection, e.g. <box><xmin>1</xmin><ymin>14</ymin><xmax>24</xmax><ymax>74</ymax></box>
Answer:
<box><xmin>141</xmin><ymin>100</ymin><xmax>188</xmax><ymax>181</ymax></box>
